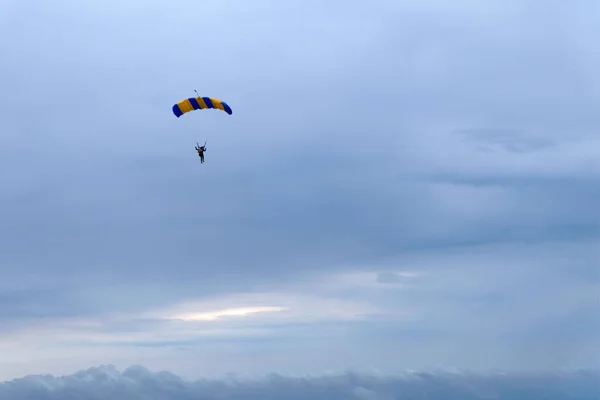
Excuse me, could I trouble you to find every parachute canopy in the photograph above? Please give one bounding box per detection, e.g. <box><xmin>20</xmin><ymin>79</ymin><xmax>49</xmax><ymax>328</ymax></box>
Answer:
<box><xmin>172</xmin><ymin>96</ymin><xmax>232</xmax><ymax>118</ymax></box>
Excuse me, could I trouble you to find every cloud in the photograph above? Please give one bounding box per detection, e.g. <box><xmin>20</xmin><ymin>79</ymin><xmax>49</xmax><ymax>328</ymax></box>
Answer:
<box><xmin>168</xmin><ymin>306</ymin><xmax>287</xmax><ymax>322</ymax></box>
<box><xmin>453</xmin><ymin>128</ymin><xmax>555</xmax><ymax>153</ymax></box>
<box><xmin>0</xmin><ymin>365</ymin><xmax>598</xmax><ymax>400</ymax></box>
<box><xmin>0</xmin><ymin>248</ymin><xmax>597</xmax><ymax>381</ymax></box>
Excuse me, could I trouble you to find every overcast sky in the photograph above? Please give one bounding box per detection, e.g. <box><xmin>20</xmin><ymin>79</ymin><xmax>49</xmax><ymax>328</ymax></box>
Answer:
<box><xmin>0</xmin><ymin>0</ymin><xmax>599</xmax><ymax>384</ymax></box>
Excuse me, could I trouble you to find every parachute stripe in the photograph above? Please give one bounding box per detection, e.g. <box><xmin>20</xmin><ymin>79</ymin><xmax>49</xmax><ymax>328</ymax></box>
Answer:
<box><xmin>197</xmin><ymin>97</ymin><xmax>208</xmax><ymax>109</ymax></box>
<box><xmin>221</xmin><ymin>102</ymin><xmax>232</xmax><ymax>114</ymax></box>
<box><xmin>173</xmin><ymin>104</ymin><xmax>183</xmax><ymax>117</ymax></box>
<box><xmin>180</xmin><ymin>99</ymin><xmax>194</xmax><ymax>113</ymax></box>
<box><xmin>189</xmin><ymin>97</ymin><xmax>200</xmax><ymax>110</ymax></box>
<box><xmin>203</xmin><ymin>97</ymin><xmax>214</xmax><ymax>109</ymax></box>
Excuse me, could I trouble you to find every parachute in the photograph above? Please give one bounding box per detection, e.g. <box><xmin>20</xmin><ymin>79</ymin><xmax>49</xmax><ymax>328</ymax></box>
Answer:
<box><xmin>172</xmin><ymin>95</ymin><xmax>232</xmax><ymax>118</ymax></box>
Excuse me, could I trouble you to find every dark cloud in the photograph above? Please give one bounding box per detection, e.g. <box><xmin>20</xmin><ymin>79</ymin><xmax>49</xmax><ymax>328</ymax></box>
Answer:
<box><xmin>0</xmin><ymin>365</ymin><xmax>598</xmax><ymax>400</ymax></box>
<box><xmin>453</xmin><ymin>128</ymin><xmax>555</xmax><ymax>153</ymax></box>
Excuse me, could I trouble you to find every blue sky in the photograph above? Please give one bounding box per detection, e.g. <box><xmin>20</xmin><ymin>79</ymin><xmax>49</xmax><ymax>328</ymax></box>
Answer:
<box><xmin>1</xmin><ymin>0</ymin><xmax>599</xmax><ymax>385</ymax></box>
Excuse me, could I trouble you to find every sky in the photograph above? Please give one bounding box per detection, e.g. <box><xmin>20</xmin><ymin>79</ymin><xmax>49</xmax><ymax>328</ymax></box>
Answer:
<box><xmin>0</xmin><ymin>0</ymin><xmax>599</xmax><ymax>391</ymax></box>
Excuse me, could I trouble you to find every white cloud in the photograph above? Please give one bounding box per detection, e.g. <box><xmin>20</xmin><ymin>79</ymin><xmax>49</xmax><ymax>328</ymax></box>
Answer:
<box><xmin>0</xmin><ymin>270</ymin><xmax>404</xmax><ymax>364</ymax></box>
<box><xmin>167</xmin><ymin>306</ymin><xmax>287</xmax><ymax>321</ymax></box>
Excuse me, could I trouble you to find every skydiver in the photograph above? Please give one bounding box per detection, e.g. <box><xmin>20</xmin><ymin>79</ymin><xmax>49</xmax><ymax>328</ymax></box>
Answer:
<box><xmin>195</xmin><ymin>144</ymin><xmax>206</xmax><ymax>163</ymax></box>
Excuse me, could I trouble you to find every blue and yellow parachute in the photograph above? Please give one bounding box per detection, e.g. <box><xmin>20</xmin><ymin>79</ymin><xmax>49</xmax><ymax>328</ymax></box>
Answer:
<box><xmin>172</xmin><ymin>95</ymin><xmax>232</xmax><ymax>118</ymax></box>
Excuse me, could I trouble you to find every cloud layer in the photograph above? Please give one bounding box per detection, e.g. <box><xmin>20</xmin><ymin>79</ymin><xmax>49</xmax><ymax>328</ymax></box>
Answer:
<box><xmin>1</xmin><ymin>365</ymin><xmax>599</xmax><ymax>400</ymax></box>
